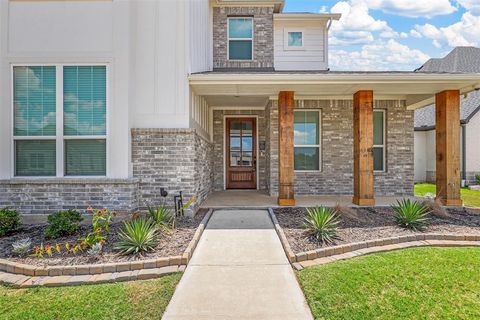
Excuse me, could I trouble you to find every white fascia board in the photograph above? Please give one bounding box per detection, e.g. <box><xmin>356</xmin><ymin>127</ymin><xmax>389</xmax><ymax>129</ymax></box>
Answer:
<box><xmin>274</xmin><ymin>13</ymin><xmax>341</xmax><ymax>21</ymax></box>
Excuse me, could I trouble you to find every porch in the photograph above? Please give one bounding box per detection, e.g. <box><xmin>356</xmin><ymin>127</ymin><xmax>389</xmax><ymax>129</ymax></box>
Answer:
<box><xmin>190</xmin><ymin>71</ymin><xmax>480</xmax><ymax>208</ymax></box>
<box><xmin>200</xmin><ymin>190</ymin><xmax>421</xmax><ymax>209</ymax></box>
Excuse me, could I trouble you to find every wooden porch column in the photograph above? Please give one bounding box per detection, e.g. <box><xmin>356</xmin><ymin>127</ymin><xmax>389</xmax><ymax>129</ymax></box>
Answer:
<box><xmin>435</xmin><ymin>90</ymin><xmax>462</xmax><ymax>206</ymax></box>
<box><xmin>278</xmin><ymin>91</ymin><xmax>295</xmax><ymax>206</ymax></box>
<box><xmin>353</xmin><ymin>90</ymin><xmax>375</xmax><ymax>206</ymax></box>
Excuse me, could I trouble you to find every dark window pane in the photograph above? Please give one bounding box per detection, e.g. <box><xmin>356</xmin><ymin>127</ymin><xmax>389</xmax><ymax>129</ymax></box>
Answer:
<box><xmin>373</xmin><ymin>111</ymin><xmax>384</xmax><ymax>145</ymax></box>
<box><xmin>229</xmin><ymin>40</ymin><xmax>252</xmax><ymax>60</ymax></box>
<box><xmin>65</xmin><ymin>139</ymin><xmax>106</xmax><ymax>176</ymax></box>
<box><xmin>294</xmin><ymin>147</ymin><xmax>319</xmax><ymax>171</ymax></box>
<box><xmin>15</xmin><ymin>140</ymin><xmax>56</xmax><ymax>176</ymax></box>
<box><xmin>373</xmin><ymin>147</ymin><xmax>384</xmax><ymax>171</ymax></box>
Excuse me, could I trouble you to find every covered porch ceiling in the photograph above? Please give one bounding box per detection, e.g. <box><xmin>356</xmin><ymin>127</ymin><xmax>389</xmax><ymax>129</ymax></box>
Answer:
<box><xmin>189</xmin><ymin>72</ymin><xmax>480</xmax><ymax>110</ymax></box>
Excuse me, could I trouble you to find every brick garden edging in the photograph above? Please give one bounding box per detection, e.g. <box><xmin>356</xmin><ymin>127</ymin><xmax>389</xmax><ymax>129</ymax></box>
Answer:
<box><xmin>0</xmin><ymin>209</ymin><xmax>212</xmax><ymax>288</ymax></box>
<box><xmin>267</xmin><ymin>208</ymin><xmax>480</xmax><ymax>269</ymax></box>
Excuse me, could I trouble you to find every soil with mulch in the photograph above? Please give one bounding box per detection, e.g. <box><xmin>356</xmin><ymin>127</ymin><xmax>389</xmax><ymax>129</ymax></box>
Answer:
<box><xmin>0</xmin><ymin>209</ymin><xmax>208</xmax><ymax>267</ymax></box>
<box><xmin>274</xmin><ymin>206</ymin><xmax>480</xmax><ymax>254</ymax></box>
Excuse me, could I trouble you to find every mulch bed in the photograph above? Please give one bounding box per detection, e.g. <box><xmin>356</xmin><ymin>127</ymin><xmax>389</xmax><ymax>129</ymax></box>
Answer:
<box><xmin>0</xmin><ymin>210</ymin><xmax>207</xmax><ymax>267</ymax></box>
<box><xmin>274</xmin><ymin>206</ymin><xmax>480</xmax><ymax>254</ymax></box>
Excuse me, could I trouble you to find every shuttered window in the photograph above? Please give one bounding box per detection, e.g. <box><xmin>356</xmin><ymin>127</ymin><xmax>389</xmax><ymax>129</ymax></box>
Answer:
<box><xmin>12</xmin><ymin>65</ymin><xmax>107</xmax><ymax>177</ymax></box>
<box><xmin>13</xmin><ymin>66</ymin><xmax>57</xmax><ymax>176</ymax></box>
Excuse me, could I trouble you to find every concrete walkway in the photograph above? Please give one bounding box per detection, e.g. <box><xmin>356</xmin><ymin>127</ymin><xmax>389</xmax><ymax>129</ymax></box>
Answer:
<box><xmin>162</xmin><ymin>209</ymin><xmax>313</xmax><ymax>320</ymax></box>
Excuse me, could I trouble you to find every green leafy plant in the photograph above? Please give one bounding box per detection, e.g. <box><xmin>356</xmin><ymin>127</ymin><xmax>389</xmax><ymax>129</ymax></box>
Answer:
<box><xmin>0</xmin><ymin>208</ymin><xmax>21</xmax><ymax>237</ymax></box>
<box><xmin>12</xmin><ymin>238</ymin><xmax>31</xmax><ymax>256</ymax></box>
<box><xmin>392</xmin><ymin>199</ymin><xmax>431</xmax><ymax>231</ymax></box>
<box><xmin>147</xmin><ymin>203</ymin><xmax>173</xmax><ymax>229</ymax></box>
<box><xmin>304</xmin><ymin>207</ymin><xmax>340</xmax><ymax>244</ymax></box>
<box><xmin>115</xmin><ymin>218</ymin><xmax>159</xmax><ymax>255</ymax></box>
<box><xmin>476</xmin><ymin>174</ymin><xmax>480</xmax><ymax>185</ymax></box>
<box><xmin>80</xmin><ymin>207</ymin><xmax>114</xmax><ymax>248</ymax></box>
<box><xmin>45</xmin><ymin>210</ymin><xmax>83</xmax><ymax>239</ymax></box>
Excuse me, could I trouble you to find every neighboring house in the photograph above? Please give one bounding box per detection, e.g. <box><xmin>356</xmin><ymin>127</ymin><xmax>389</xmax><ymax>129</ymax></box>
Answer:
<box><xmin>1</xmin><ymin>0</ymin><xmax>479</xmax><ymax>214</ymax></box>
<box><xmin>414</xmin><ymin>47</ymin><xmax>480</xmax><ymax>185</ymax></box>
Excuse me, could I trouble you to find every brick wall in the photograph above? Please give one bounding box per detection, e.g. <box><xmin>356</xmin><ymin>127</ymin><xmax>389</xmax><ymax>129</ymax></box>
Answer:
<box><xmin>213</xmin><ymin>6</ymin><xmax>274</xmax><ymax>69</ymax></box>
<box><xmin>212</xmin><ymin>109</ymin><xmax>267</xmax><ymax>190</ymax></box>
<box><xmin>131</xmin><ymin>129</ymin><xmax>214</xmax><ymax>214</ymax></box>
<box><xmin>0</xmin><ymin>179</ymin><xmax>138</xmax><ymax>214</ymax></box>
<box><xmin>267</xmin><ymin>99</ymin><xmax>414</xmax><ymax>197</ymax></box>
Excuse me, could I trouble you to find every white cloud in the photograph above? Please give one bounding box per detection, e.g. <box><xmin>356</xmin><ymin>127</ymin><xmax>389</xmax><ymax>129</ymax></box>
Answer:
<box><xmin>413</xmin><ymin>12</ymin><xmax>480</xmax><ymax>48</ymax></box>
<box><xmin>456</xmin><ymin>0</ymin><xmax>480</xmax><ymax>15</ymax></box>
<box><xmin>329</xmin><ymin>39</ymin><xmax>430</xmax><ymax>71</ymax></box>
<box><xmin>319</xmin><ymin>5</ymin><xmax>328</xmax><ymax>13</ymax></box>
<box><xmin>359</xmin><ymin>0</ymin><xmax>457</xmax><ymax>18</ymax></box>
<box><xmin>330</xmin><ymin>1</ymin><xmax>392</xmax><ymax>45</ymax></box>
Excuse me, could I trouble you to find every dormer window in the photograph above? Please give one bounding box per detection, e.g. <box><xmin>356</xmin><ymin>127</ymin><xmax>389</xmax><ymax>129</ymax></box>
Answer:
<box><xmin>285</xmin><ymin>29</ymin><xmax>304</xmax><ymax>50</ymax></box>
<box><xmin>228</xmin><ymin>17</ymin><xmax>253</xmax><ymax>60</ymax></box>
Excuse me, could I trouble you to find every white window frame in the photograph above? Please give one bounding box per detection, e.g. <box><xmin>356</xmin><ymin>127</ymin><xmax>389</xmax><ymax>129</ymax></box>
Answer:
<box><xmin>11</xmin><ymin>63</ymin><xmax>109</xmax><ymax>178</ymax></box>
<box><xmin>373</xmin><ymin>109</ymin><xmax>386</xmax><ymax>173</ymax></box>
<box><xmin>293</xmin><ymin>109</ymin><xmax>322</xmax><ymax>172</ymax></box>
<box><xmin>227</xmin><ymin>17</ymin><xmax>254</xmax><ymax>61</ymax></box>
<box><xmin>284</xmin><ymin>29</ymin><xmax>305</xmax><ymax>51</ymax></box>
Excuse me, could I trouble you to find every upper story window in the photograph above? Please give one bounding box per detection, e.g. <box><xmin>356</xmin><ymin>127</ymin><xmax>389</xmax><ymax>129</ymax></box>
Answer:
<box><xmin>284</xmin><ymin>29</ymin><xmax>304</xmax><ymax>50</ymax></box>
<box><xmin>13</xmin><ymin>65</ymin><xmax>107</xmax><ymax>177</ymax></box>
<box><xmin>373</xmin><ymin>110</ymin><xmax>386</xmax><ymax>172</ymax></box>
<box><xmin>294</xmin><ymin>110</ymin><xmax>321</xmax><ymax>171</ymax></box>
<box><xmin>228</xmin><ymin>17</ymin><xmax>253</xmax><ymax>60</ymax></box>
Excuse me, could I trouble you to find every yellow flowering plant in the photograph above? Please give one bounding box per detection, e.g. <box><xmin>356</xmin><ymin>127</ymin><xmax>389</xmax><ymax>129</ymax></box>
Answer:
<box><xmin>80</xmin><ymin>207</ymin><xmax>114</xmax><ymax>248</ymax></box>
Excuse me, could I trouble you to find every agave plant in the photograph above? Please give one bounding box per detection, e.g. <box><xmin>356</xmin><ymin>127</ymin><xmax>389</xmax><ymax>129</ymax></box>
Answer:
<box><xmin>147</xmin><ymin>203</ymin><xmax>173</xmax><ymax>230</ymax></box>
<box><xmin>304</xmin><ymin>207</ymin><xmax>340</xmax><ymax>244</ymax></box>
<box><xmin>115</xmin><ymin>218</ymin><xmax>159</xmax><ymax>255</ymax></box>
<box><xmin>392</xmin><ymin>199</ymin><xmax>431</xmax><ymax>231</ymax></box>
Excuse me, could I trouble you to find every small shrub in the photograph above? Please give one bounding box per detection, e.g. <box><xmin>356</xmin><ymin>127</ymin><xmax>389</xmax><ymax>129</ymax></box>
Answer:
<box><xmin>45</xmin><ymin>210</ymin><xmax>83</xmax><ymax>239</ymax></box>
<box><xmin>392</xmin><ymin>199</ymin><xmax>431</xmax><ymax>231</ymax></box>
<box><xmin>115</xmin><ymin>218</ymin><xmax>159</xmax><ymax>255</ymax></box>
<box><xmin>0</xmin><ymin>208</ymin><xmax>21</xmax><ymax>237</ymax></box>
<box><xmin>80</xmin><ymin>207</ymin><xmax>114</xmax><ymax>248</ymax></box>
<box><xmin>12</xmin><ymin>238</ymin><xmax>31</xmax><ymax>256</ymax></box>
<box><xmin>304</xmin><ymin>207</ymin><xmax>340</xmax><ymax>244</ymax></box>
<box><xmin>147</xmin><ymin>204</ymin><xmax>173</xmax><ymax>229</ymax></box>
<box><xmin>476</xmin><ymin>174</ymin><xmax>480</xmax><ymax>185</ymax></box>
<box><xmin>87</xmin><ymin>242</ymin><xmax>103</xmax><ymax>256</ymax></box>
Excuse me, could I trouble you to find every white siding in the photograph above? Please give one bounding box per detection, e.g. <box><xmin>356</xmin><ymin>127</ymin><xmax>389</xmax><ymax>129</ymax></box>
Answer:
<box><xmin>274</xmin><ymin>20</ymin><xmax>328</xmax><ymax>71</ymax></box>
<box><xmin>466</xmin><ymin>112</ymin><xmax>480</xmax><ymax>172</ymax></box>
<box><xmin>188</xmin><ymin>0</ymin><xmax>213</xmax><ymax>73</ymax></box>
<box><xmin>414</xmin><ymin>131</ymin><xmax>427</xmax><ymax>182</ymax></box>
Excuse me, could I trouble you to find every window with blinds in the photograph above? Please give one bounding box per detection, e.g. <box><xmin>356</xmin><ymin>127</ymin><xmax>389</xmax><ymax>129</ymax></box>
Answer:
<box><xmin>13</xmin><ymin>66</ymin><xmax>57</xmax><ymax>176</ymax></box>
<box><xmin>13</xmin><ymin>65</ymin><xmax>107</xmax><ymax>177</ymax></box>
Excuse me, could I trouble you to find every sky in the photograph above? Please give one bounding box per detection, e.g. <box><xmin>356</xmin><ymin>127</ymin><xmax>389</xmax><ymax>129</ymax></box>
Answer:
<box><xmin>283</xmin><ymin>0</ymin><xmax>480</xmax><ymax>71</ymax></box>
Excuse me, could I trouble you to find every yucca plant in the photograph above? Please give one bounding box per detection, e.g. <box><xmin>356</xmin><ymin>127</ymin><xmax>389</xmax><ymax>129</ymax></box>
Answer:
<box><xmin>115</xmin><ymin>218</ymin><xmax>159</xmax><ymax>255</ymax></box>
<box><xmin>392</xmin><ymin>199</ymin><xmax>431</xmax><ymax>231</ymax></box>
<box><xmin>304</xmin><ymin>207</ymin><xmax>340</xmax><ymax>244</ymax></box>
<box><xmin>147</xmin><ymin>203</ymin><xmax>173</xmax><ymax>230</ymax></box>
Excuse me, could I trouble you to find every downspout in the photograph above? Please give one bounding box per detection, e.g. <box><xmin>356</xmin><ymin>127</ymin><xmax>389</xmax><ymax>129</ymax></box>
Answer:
<box><xmin>326</xmin><ymin>17</ymin><xmax>333</xmax><ymax>30</ymax></box>
<box><xmin>462</xmin><ymin>124</ymin><xmax>467</xmax><ymax>185</ymax></box>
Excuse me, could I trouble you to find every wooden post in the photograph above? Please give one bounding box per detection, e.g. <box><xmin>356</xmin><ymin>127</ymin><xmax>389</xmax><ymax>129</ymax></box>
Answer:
<box><xmin>278</xmin><ymin>91</ymin><xmax>295</xmax><ymax>206</ymax></box>
<box><xmin>436</xmin><ymin>90</ymin><xmax>462</xmax><ymax>206</ymax></box>
<box><xmin>352</xmin><ymin>90</ymin><xmax>375</xmax><ymax>206</ymax></box>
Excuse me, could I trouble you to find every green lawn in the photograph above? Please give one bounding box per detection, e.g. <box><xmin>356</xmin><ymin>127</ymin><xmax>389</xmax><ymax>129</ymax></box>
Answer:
<box><xmin>297</xmin><ymin>247</ymin><xmax>480</xmax><ymax>320</ymax></box>
<box><xmin>0</xmin><ymin>273</ymin><xmax>181</xmax><ymax>320</ymax></box>
<box><xmin>415</xmin><ymin>183</ymin><xmax>480</xmax><ymax>208</ymax></box>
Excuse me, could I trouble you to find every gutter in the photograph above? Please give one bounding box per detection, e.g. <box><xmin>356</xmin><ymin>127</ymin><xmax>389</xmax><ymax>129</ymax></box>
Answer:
<box><xmin>462</xmin><ymin>124</ymin><xmax>467</xmax><ymax>182</ymax></box>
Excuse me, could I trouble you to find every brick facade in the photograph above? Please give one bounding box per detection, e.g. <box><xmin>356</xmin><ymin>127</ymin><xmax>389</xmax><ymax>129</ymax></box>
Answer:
<box><xmin>212</xmin><ymin>109</ymin><xmax>267</xmax><ymax>190</ymax></box>
<box><xmin>131</xmin><ymin>129</ymin><xmax>214</xmax><ymax>215</ymax></box>
<box><xmin>213</xmin><ymin>6</ymin><xmax>274</xmax><ymax>69</ymax></box>
<box><xmin>0</xmin><ymin>179</ymin><xmax>138</xmax><ymax>214</ymax></box>
<box><xmin>267</xmin><ymin>99</ymin><xmax>414</xmax><ymax>197</ymax></box>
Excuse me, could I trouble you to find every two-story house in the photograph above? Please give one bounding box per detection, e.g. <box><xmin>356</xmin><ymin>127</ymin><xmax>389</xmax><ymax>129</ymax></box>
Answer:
<box><xmin>1</xmin><ymin>0</ymin><xmax>479</xmax><ymax>217</ymax></box>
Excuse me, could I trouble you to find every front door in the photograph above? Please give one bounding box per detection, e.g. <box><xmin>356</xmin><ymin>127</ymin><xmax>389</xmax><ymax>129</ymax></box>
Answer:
<box><xmin>226</xmin><ymin>118</ymin><xmax>257</xmax><ymax>189</ymax></box>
